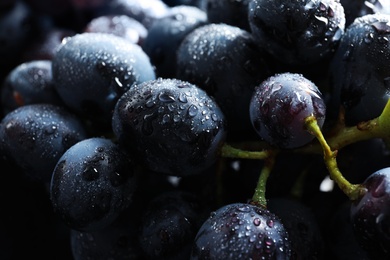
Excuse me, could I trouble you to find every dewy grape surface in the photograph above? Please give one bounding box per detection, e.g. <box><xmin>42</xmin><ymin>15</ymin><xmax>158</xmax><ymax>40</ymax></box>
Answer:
<box><xmin>1</xmin><ymin>0</ymin><xmax>390</xmax><ymax>259</ymax></box>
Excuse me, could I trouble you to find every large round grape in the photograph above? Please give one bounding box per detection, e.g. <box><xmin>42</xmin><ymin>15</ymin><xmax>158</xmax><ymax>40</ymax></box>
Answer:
<box><xmin>249</xmin><ymin>73</ymin><xmax>326</xmax><ymax>149</ymax></box>
<box><xmin>248</xmin><ymin>0</ymin><xmax>345</xmax><ymax>65</ymax></box>
<box><xmin>190</xmin><ymin>203</ymin><xmax>291</xmax><ymax>259</ymax></box>
<box><xmin>0</xmin><ymin>104</ymin><xmax>87</xmax><ymax>183</ymax></box>
<box><xmin>50</xmin><ymin>137</ymin><xmax>137</xmax><ymax>232</ymax></box>
<box><xmin>329</xmin><ymin>13</ymin><xmax>390</xmax><ymax>126</ymax></box>
<box><xmin>52</xmin><ymin>32</ymin><xmax>156</xmax><ymax>126</ymax></box>
<box><xmin>350</xmin><ymin>167</ymin><xmax>390</xmax><ymax>258</ymax></box>
<box><xmin>112</xmin><ymin>78</ymin><xmax>227</xmax><ymax>176</ymax></box>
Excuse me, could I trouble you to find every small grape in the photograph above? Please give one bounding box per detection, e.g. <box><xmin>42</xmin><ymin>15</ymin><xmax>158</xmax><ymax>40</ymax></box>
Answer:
<box><xmin>249</xmin><ymin>72</ymin><xmax>326</xmax><ymax>149</ymax></box>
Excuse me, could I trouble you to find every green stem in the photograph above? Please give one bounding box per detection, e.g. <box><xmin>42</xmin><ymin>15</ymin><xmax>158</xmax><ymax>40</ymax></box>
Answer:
<box><xmin>221</xmin><ymin>144</ymin><xmax>271</xmax><ymax>160</ymax></box>
<box><xmin>305</xmin><ymin>116</ymin><xmax>366</xmax><ymax>201</ymax></box>
<box><xmin>250</xmin><ymin>152</ymin><xmax>276</xmax><ymax>208</ymax></box>
<box><xmin>301</xmin><ymin>99</ymin><xmax>390</xmax><ymax>154</ymax></box>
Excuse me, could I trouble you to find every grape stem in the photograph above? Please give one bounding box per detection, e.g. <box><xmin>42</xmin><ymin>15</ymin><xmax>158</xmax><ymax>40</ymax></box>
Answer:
<box><xmin>221</xmin><ymin>144</ymin><xmax>271</xmax><ymax>160</ymax></box>
<box><xmin>305</xmin><ymin>116</ymin><xmax>366</xmax><ymax>201</ymax></box>
<box><xmin>220</xmin><ymin>99</ymin><xmax>390</xmax><ymax>202</ymax></box>
<box><xmin>250</xmin><ymin>151</ymin><xmax>276</xmax><ymax>208</ymax></box>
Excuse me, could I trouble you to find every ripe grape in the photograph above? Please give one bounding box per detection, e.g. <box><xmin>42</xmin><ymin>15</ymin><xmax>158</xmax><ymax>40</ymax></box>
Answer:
<box><xmin>350</xmin><ymin>167</ymin><xmax>390</xmax><ymax>258</ymax></box>
<box><xmin>190</xmin><ymin>203</ymin><xmax>291</xmax><ymax>259</ymax></box>
<box><xmin>112</xmin><ymin>78</ymin><xmax>226</xmax><ymax>176</ymax></box>
<box><xmin>329</xmin><ymin>13</ymin><xmax>390</xmax><ymax>125</ymax></box>
<box><xmin>1</xmin><ymin>60</ymin><xmax>63</xmax><ymax>114</ymax></box>
<box><xmin>0</xmin><ymin>104</ymin><xmax>88</xmax><ymax>183</ymax></box>
<box><xmin>249</xmin><ymin>72</ymin><xmax>326</xmax><ymax>149</ymax></box>
<box><xmin>50</xmin><ymin>137</ymin><xmax>138</xmax><ymax>232</ymax></box>
<box><xmin>52</xmin><ymin>32</ymin><xmax>156</xmax><ymax>126</ymax></box>
<box><xmin>248</xmin><ymin>0</ymin><xmax>346</xmax><ymax>65</ymax></box>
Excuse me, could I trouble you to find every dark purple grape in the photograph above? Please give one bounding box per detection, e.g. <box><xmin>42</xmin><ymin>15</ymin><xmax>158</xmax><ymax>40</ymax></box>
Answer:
<box><xmin>138</xmin><ymin>190</ymin><xmax>208</xmax><ymax>259</ymax></box>
<box><xmin>1</xmin><ymin>60</ymin><xmax>64</xmax><ymax>114</ymax></box>
<box><xmin>0</xmin><ymin>103</ymin><xmax>88</xmax><ymax>183</ymax></box>
<box><xmin>190</xmin><ymin>203</ymin><xmax>291</xmax><ymax>259</ymax></box>
<box><xmin>205</xmin><ymin>0</ymin><xmax>251</xmax><ymax>31</ymax></box>
<box><xmin>52</xmin><ymin>32</ymin><xmax>156</xmax><ymax>126</ymax></box>
<box><xmin>350</xmin><ymin>167</ymin><xmax>390</xmax><ymax>258</ymax></box>
<box><xmin>248</xmin><ymin>0</ymin><xmax>345</xmax><ymax>65</ymax></box>
<box><xmin>50</xmin><ymin>137</ymin><xmax>138</xmax><ymax>232</ymax></box>
<box><xmin>83</xmin><ymin>14</ymin><xmax>148</xmax><ymax>45</ymax></box>
<box><xmin>249</xmin><ymin>72</ymin><xmax>326</xmax><ymax>149</ymax></box>
<box><xmin>176</xmin><ymin>23</ymin><xmax>273</xmax><ymax>140</ymax></box>
<box><xmin>329</xmin><ymin>13</ymin><xmax>390</xmax><ymax>126</ymax></box>
<box><xmin>112</xmin><ymin>78</ymin><xmax>227</xmax><ymax>177</ymax></box>
<box><xmin>142</xmin><ymin>5</ymin><xmax>208</xmax><ymax>78</ymax></box>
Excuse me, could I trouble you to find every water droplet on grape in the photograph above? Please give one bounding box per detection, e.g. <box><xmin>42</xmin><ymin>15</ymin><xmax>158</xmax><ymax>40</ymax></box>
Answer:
<box><xmin>158</xmin><ymin>92</ymin><xmax>175</xmax><ymax>103</ymax></box>
<box><xmin>188</xmin><ymin>104</ymin><xmax>198</xmax><ymax>117</ymax></box>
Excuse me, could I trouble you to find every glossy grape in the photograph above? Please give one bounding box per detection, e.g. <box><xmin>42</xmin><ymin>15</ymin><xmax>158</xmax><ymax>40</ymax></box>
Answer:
<box><xmin>350</xmin><ymin>167</ymin><xmax>390</xmax><ymax>258</ymax></box>
<box><xmin>1</xmin><ymin>60</ymin><xmax>63</xmax><ymax>114</ymax></box>
<box><xmin>249</xmin><ymin>73</ymin><xmax>326</xmax><ymax>149</ymax></box>
<box><xmin>190</xmin><ymin>203</ymin><xmax>291</xmax><ymax>259</ymax></box>
<box><xmin>52</xmin><ymin>32</ymin><xmax>156</xmax><ymax>126</ymax></box>
<box><xmin>0</xmin><ymin>104</ymin><xmax>88</xmax><ymax>183</ymax></box>
<box><xmin>248</xmin><ymin>0</ymin><xmax>345</xmax><ymax>65</ymax></box>
<box><xmin>50</xmin><ymin>137</ymin><xmax>138</xmax><ymax>232</ymax></box>
<box><xmin>329</xmin><ymin>13</ymin><xmax>390</xmax><ymax>125</ymax></box>
<box><xmin>112</xmin><ymin>78</ymin><xmax>227</xmax><ymax>176</ymax></box>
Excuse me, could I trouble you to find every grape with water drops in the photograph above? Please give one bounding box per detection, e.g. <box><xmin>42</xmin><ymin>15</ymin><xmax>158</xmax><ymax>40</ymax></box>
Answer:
<box><xmin>50</xmin><ymin>137</ymin><xmax>138</xmax><ymax>232</ymax></box>
<box><xmin>190</xmin><ymin>203</ymin><xmax>292</xmax><ymax>259</ymax></box>
<box><xmin>112</xmin><ymin>78</ymin><xmax>227</xmax><ymax>177</ymax></box>
<box><xmin>3</xmin><ymin>0</ymin><xmax>390</xmax><ymax>259</ymax></box>
<box><xmin>329</xmin><ymin>13</ymin><xmax>390</xmax><ymax>126</ymax></box>
<box><xmin>249</xmin><ymin>72</ymin><xmax>326</xmax><ymax>149</ymax></box>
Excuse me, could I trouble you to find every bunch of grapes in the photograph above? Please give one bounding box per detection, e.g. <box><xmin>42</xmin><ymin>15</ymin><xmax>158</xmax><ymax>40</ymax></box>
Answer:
<box><xmin>2</xmin><ymin>0</ymin><xmax>390</xmax><ymax>259</ymax></box>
